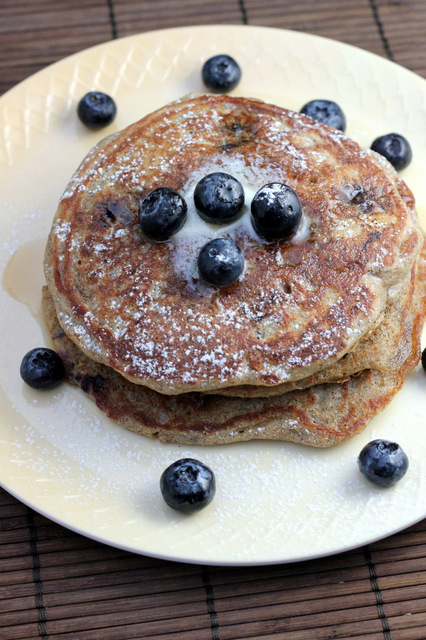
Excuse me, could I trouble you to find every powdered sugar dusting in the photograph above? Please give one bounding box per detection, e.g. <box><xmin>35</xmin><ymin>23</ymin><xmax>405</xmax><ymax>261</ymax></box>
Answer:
<box><xmin>49</xmin><ymin>94</ymin><xmax>421</xmax><ymax>391</ymax></box>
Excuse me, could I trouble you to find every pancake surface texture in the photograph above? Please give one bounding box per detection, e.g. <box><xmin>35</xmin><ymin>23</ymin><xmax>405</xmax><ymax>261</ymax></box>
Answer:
<box><xmin>42</xmin><ymin>246</ymin><xmax>425</xmax><ymax>446</ymax></box>
<box><xmin>44</xmin><ymin>94</ymin><xmax>423</xmax><ymax>396</ymax></box>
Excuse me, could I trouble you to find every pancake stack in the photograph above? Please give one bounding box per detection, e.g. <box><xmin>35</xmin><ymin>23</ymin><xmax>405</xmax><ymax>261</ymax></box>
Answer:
<box><xmin>43</xmin><ymin>94</ymin><xmax>426</xmax><ymax>446</ymax></box>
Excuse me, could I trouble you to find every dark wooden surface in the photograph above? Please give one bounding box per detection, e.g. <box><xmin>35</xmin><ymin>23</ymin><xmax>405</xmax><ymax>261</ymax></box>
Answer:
<box><xmin>1</xmin><ymin>1</ymin><xmax>426</xmax><ymax>638</ymax></box>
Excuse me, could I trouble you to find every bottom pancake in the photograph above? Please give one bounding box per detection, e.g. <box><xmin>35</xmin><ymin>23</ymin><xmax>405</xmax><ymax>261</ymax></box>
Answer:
<box><xmin>42</xmin><ymin>269</ymin><xmax>423</xmax><ymax>446</ymax></box>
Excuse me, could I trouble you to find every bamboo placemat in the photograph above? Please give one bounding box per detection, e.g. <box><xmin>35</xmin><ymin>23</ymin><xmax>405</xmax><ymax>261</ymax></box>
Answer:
<box><xmin>1</xmin><ymin>0</ymin><xmax>426</xmax><ymax>97</ymax></box>
<box><xmin>1</xmin><ymin>1</ymin><xmax>426</xmax><ymax>638</ymax></box>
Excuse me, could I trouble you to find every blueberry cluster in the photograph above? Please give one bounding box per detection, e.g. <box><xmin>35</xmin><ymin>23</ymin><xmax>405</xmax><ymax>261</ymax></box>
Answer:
<box><xmin>159</xmin><ymin>434</ymin><xmax>411</xmax><ymax>516</ymax></box>
<box><xmin>138</xmin><ymin>172</ymin><xmax>302</xmax><ymax>287</ymax></box>
<box><xmin>299</xmin><ymin>99</ymin><xmax>412</xmax><ymax>171</ymax></box>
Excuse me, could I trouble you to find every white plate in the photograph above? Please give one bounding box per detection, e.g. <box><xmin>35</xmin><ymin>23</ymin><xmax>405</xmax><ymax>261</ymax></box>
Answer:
<box><xmin>1</xmin><ymin>25</ymin><xmax>426</xmax><ymax>566</ymax></box>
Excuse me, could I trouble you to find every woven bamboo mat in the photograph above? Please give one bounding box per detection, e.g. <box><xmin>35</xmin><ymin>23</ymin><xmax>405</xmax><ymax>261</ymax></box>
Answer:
<box><xmin>1</xmin><ymin>0</ymin><xmax>426</xmax><ymax>96</ymax></box>
<box><xmin>2</xmin><ymin>1</ymin><xmax>426</xmax><ymax>638</ymax></box>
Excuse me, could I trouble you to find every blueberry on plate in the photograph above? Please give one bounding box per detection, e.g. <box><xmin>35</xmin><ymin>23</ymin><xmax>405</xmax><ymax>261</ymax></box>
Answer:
<box><xmin>194</xmin><ymin>172</ymin><xmax>245</xmax><ymax>223</ymax></box>
<box><xmin>300</xmin><ymin>99</ymin><xmax>346</xmax><ymax>132</ymax></box>
<box><xmin>198</xmin><ymin>237</ymin><xmax>244</xmax><ymax>287</ymax></box>
<box><xmin>77</xmin><ymin>91</ymin><xmax>117</xmax><ymax>129</ymax></box>
<box><xmin>202</xmin><ymin>54</ymin><xmax>242</xmax><ymax>93</ymax></box>
<box><xmin>421</xmin><ymin>347</ymin><xmax>426</xmax><ymax>372</ymax></box>
<box><xmin>160</xmin><ymin>458</ymin><xmax>216</xmax><ymax>513</ymax></box>
<box><xmin>357</xmin><ymin>439</ymin><xmax>409</xmax><ymax>487</ymax></box>
<box><xmin>138</xmin><ymin>187</ymin><xmax>187</xmax><ymax>241</ymax></box>
<box><xmin>370</xmin><ymin>133</ymin><xmax>412</xmax><ymax>171</ymax></box>
<box><xmin>20</xmin><ymin>347</ymin><xmax>65</xmax><ymax>390</ymax></box>
<box><xmin>251</xmin><ymin>183</ymin><xmax>302</xmax><ymax>241</ymax></box>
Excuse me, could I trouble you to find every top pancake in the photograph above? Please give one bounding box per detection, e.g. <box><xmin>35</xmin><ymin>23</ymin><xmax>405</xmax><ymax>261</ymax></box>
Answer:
<box><xmin>44</xmin><ymin>94</ymin><xmax>423</xmax><ymax>394</ymax></box>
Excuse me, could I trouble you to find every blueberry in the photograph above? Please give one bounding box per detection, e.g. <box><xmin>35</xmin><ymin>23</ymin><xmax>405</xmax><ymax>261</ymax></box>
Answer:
<box><xmin>251</xmin><ymin>183</ymin><xmax>302</xmax><ymax>241</ymax></box>
<box><xmin>357</xmin><ymin>439</ymin><xmax>409</xmax><ymax>487</ymax></box>
<box><xmin>77</xmin><ymin>91</ymin><xmax>117</xmax><ymax>129</ymax></box>
<box><xmin>198</xmin><ymin>237</ymin><xmax>244</xmax><ymax>287</ymax></box>
<box><xmin>371</xmin><ymin>133</ymin><xmax>412</xmax><ymax>171</ymax></box>
<box><xmin>300</xmin><ymin>99</ymin><xmax>346</xmax><ymax>132</ymax></box>
<box><xmin>194</xmin><ymin>172</ymin><xmax>245</xmax><ymax>223</ymax></box>
<box><xmin>160</xmin><ymin>458</ymin><xmax>216</xmax><ymax>513</ymax></box>
<box><xmin>138</xmin><ymin>187</ymin><xmax>187</xmax><ymax>241</ymax></box>
<box><xmin>202</xmin><ymin>54</ymin><xmax>241</xmax><ymax>93</ymax></box>
<box><xmin>421</xmin><ymin>347</ymin><xmax>426</xmax><ymax>372</ymax></box>
<box><xmin>20</xmin><ymin>348</ymin><xmax>65</xmax><ymax>390</ymax></box>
